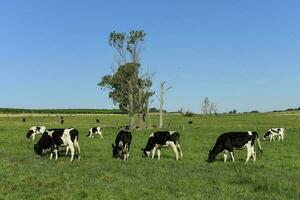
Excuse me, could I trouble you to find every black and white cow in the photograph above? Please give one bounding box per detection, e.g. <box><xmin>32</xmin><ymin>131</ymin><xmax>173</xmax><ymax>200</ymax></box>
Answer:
<box><xmin>263</xmin><ymin>128</ymin><xmax>285</xmax><ymax>141</ymax></box>
<box><xmin>208</xmin><ymin>131</ymin><xmax>262</xmax><ymax>164</ymax></box>
<box><xmin>112</xmin><ymin>130</ymin><xmax>132</xmax><ymax>161</ymax></box>
<box><xmin>141</xmin><ymin>131</ymin><xmax>183</xmax><ymax>161</ymax></box>
<box><xmin>87</xmin><ymin>127</ymin><xmax>103</xmax><ymax>138</ymax></box>
<box><xmin>34</xmin><ymin>128</ymin><xmax>80</xmax><ymax>162</ymax></box>
<box><xmin>26</xmin><ymin>126</ymin><xmax>47</xmax><ymax>140</ymax></box>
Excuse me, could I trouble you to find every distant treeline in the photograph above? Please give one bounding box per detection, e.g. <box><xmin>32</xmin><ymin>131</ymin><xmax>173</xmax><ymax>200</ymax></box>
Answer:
<box><xmin>0</xmin><ymin>108</ymin><xmax>126</xmax><ymax>114</ymax></box>
<box><xmin>273</xmin><ymin>107</ymin><xmax>300</xmax><ymax>113</ymax></box>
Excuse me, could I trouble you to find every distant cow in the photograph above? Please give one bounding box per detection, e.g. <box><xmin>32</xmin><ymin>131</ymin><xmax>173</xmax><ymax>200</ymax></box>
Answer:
<box><xmin>208</xmin><ymin>131</ymin><xmax>262</xmax><ymax>164</ymax></box>
<box><xmin>26</xmin><ymin>126</ymin><xmax>47</xmax><ymax>140</ymax></box>
<box><xmin>112</xmin><ymin>130</ymin><xmax>132</xmax><ymax>161</ymax></box>
<box><xmin>34</xmin><ymin>128</ymin><xmax>80</xmax><ymax>162</ymax></box>
<box><xmin>141</xmin><ymin>131</ymin><xmax>183</xmax><ymax>161</ymax></box>
<box><xmin>263</xmin><ymin>128</ymin><xmax>285</xmax><ymax>141</ymax></box>
<box><xmin>87</xmin><ymin>127</ymin><xmax>103</xmax><ymax>138</ymax></box>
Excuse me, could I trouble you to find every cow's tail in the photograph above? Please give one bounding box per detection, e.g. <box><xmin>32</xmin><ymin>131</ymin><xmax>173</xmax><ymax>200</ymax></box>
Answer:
<box><xmin>73</xmin><ymin>129</ymin><xmax>80</xmax><ymax>160</ymax></box>
<box><xmin>176</xmin><ymin>133</ymin><xmax>183</xmax><ymax>159</ymax></box>
<box><xmin>255</xmin><ymin>132</ymin><xmax>263</xmax><ymax>156</ymax></box>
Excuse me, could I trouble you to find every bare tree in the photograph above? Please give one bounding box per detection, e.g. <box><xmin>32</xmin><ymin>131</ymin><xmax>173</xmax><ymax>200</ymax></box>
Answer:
<box><xmin>202</xmin><ymin>97</ymin><xmax>217</xmax><ymax>115</ymax></box>
<box><xmin>202</xmin><ymin>97</ymin><xmax>210</xmax><ymax>115</ymax></box>
<box><xmin>209</xmin><ymin>102</ymin><xmax>217</xmax><ymax>114</ymax></box>
<box><xmin>158</xmin><ymin>81</ymin><xmax>172</xmax><ymax>128</ymax></box>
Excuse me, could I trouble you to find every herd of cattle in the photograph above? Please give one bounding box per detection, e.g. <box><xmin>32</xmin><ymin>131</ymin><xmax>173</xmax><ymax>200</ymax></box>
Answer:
<box><xmin>26</xmin><ymin>126</ymin><xmax>285</xmax><ymax>163</ymax></box>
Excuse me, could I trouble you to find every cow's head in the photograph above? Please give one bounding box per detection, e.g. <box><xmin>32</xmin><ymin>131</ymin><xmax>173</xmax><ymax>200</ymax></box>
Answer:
<box><xmin>26</xmin><ymin>130</ymin><xmax>34</xmax><ymax>140</ymax></box>
<box><xmin>112</xmin><ymin>141</ymin><xmax>124</xmax><ymax>159</ymax></box>
<box><xmin>141</xmin><ymin>148</ymin><xmax>151</xmax><ymax>158</ymax></box>
<box><xmin>207</xmin><ymin>150</ymin><xmax>216</xmax><ymax>163</ymax></box>
<box><xmin>263</xmin><ymin>131</ymin><xmax>271</xmax><ymax>140</ymax></box>
<box><xmin>87</xmin><ymin>131</ymin><xmax>92</xmax><ymax>138</ymax></box>
<box><xmin>34</xmin><ymin>144</ymin><xmax>43</xmax><ymax>157</ymax></box>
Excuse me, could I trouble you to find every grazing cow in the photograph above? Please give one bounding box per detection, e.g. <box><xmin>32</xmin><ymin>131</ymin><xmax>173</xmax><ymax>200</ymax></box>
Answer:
<box><xmin>34</xmin><ymin>128</ymin><xmax>80</xmax><ymax>162</ymax></box>
<box><xmin>208</xmin><ymin>131</ymin><xmax>263</xmax><ymax>164</ymax></box>
<box><xmin>26</xmin><ymin>126</ymin><xmax>47</xmax><ymax>140</ymax></box>
<box><xmin>141</xmin><ymin>131</ymin><xmax>183</xmax><ymax>161</ymax></box>
<box><xmin>263</xmin><ymin>128</ymin><xmax>285</xmax><ymax>141</ymax></box>
<box><xmin>87</xmin><ymin>127</ymin><xmax>103</xmax><ymax>138</ymax></box>
<box><xmin>112</xmin><ymin>130</ymin><xmax>132</xmax><ymax>161</ymax></box>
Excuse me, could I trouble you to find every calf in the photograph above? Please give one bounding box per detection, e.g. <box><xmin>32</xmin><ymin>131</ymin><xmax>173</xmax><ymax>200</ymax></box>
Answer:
<box><xmin>141</xmin><ymin>131</ymin><xmax>183</xmax><ymax>161</ymax></box>
<box><xmin>34</xmin><ymin>128</ymin><xmax>80</xmax><ymax>162</ymax></box>
<box><xmin>263</xmin><ymin>128</ymin><xmax>285</xmax><ymax>141</ymax></box>
<box><xmin>26</xmin><ymin>126</ymin><xmax>47</xmax><ymax>140</ymax></box>
<box><xmin>112</xmin><ymin>130</ymin><xmax>132</xmax><ymax>161</ymax></box>
<box><xmin>87</xmin><ymin>127</ymin><xmax>103</xmax><ymax>138</ymax></box>
<box><xmin>208</xmin><ymin>131</ymin><xmax>262</xmax><ymax>164</ymax></box>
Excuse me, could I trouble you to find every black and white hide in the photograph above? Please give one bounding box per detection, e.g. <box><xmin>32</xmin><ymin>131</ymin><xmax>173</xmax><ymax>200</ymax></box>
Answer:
<box><xmin>26</xmin><ymin>126</ymin><xmax>47</xmax><ymax>140</ymax></box>
<box><xmin>112</xmin><ymin>130</ymin><xmax>132</xmax><ymax>161</ymax></box>
<box><xmin>87</xmin><ymin>127</ymin><xmax>103</xmax><ymax>138</ymax></box>
<box><xmin>34</xmin><ymin>128</ymin><xmax>80</xmax><ymax>162</ymax></box>
<box><xmin>141</xmin><ymin>131</ymin><xmax>183</xmax><ymax>161</ymax></box>
<box><xmin>208</xmin><ymin>131</ymin><xmax>262</xmax><ymax>164</ymax></box>
<box><xmin>263</xmin><ymin>128</ymin><xmax>285</xmax><ymax>141</ymax></box>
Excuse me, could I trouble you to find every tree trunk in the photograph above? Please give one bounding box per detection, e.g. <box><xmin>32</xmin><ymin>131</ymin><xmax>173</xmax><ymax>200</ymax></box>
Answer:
<box><xmin>128</xmin><ymin>86</ymin><xmax>134</xmax><ymax>131</ymax></box>
<box><xmin>147</xmin><ymin>103</ymin><xmax>152</xmax><ymax>129</ymax></box>
<box><xmin>159</xmin><ymin>82</ymin><xmax>164</xmax><ymax>128</ymax></box>
<box><xmin>138</xmin><ymin>87</ymin><xmax>145</xmax><ymax>130</ymax></box>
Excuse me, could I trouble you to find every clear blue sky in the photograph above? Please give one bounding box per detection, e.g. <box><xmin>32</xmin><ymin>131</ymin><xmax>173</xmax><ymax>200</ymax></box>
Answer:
<box><xmin>1</xmin><ymin>0</ymin><xmax>299</xmax><ymax>113</ymax></box>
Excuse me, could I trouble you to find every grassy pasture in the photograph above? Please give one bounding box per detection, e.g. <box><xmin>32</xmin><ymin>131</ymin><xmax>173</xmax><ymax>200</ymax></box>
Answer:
<box><xmin>0</xmin><ymin>113</ymin><xmax>299</xmax><ymax>199</ymax></box>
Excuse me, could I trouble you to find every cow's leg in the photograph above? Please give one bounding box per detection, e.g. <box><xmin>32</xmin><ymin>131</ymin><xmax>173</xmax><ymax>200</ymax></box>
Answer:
<box><xmin>157</xmin><ymin>149</ymin><xmax>161</xmax><ymax>160</ymax></box>
<box><xmin>151</xmin><ymin>147</ymin><xmax>157</xmax><ymax>159</ymax></box>
<box><xmin>177</xmin><ymin>144</ymin><xmax>183</xmax><ymax>159</ymax></box>
<box><xmin>223</xmin><ymin>150</ymin><xmax>228</xmax><ymax>163</ymax></box>
<box><xmin>68</xmin><ymin>144</ymin><xmax>75</xmax><ymax>162</ymax></box>
<box><xmin>65</xmin><ymin>146</ymin><xmax>69</xmax><ymax>156</ymax></box>
<box><xmin>251</xmin><ymin>146</ymin><xmax>256</xmax><ymax>163</ymax></box>
<box><xmin>100</xmin><ymin>132</ymin><xmax>103</xmax><ymax>138</ymax></box>
<box><xmin>74</xmin><ymin>141</ymin><xmax>81</xmax><ymax>160</ymax></box>
<box><xmin>54</xmin><ymin>148</ymin><xmax>58</xmax><ymax>160</ymax></box>
<box><xmin>230</xmin><ymin>151</ymin><xmax>235</xmax><ymax>162</ymax></box>
<box><xmin>272</xmin><ymin>135</ymin><xmax>275</xmax><ymax>141</ymax></box>
<box><xmin>50</xmin><ymin>146</ymin><xmax>54</xmax><ymax>160</ymax></box>
<box><xmin>245</xmin><ymin>142</ymin><xmax>252</xmax><ymax>164</ymax></box>
<box><xmin>170</xmin><ymin>143</ymin><xmax>179</xmax><ymax>160</ymax></box>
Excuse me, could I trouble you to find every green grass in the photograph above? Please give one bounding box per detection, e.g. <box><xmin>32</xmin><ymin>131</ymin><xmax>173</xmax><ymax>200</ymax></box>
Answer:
<box><xmin>0</xmin><ymin>113</ymin><xmax>299</xmax><ymax>199</ymax></box>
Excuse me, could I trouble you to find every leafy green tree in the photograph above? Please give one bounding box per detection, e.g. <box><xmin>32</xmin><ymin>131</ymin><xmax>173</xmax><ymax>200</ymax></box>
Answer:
<box><xmin>99</xmin><ymin>30</ymin><xmax>153</xmax><ymax>130</ymax></box>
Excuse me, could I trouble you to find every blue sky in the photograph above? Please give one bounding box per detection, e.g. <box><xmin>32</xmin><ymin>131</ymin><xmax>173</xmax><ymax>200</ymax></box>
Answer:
<box><xmin>0</xmin><ymin>0</ymin><xmax>299</xmax><ymax>113</ymax></box>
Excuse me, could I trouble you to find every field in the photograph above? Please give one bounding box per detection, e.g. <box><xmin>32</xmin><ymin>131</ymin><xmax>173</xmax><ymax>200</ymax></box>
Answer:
<box><xmin>0</xmin><ymin>113</ymin><xmax>299</xmax><ymax>200</ymax></box>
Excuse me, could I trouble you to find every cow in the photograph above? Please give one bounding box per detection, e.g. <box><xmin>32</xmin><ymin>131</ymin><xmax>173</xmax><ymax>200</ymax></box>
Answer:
<box><xmin>26</xmin><ymin>126</ymin><xmax>47</xmax><ymax>140</ymax></box>
<box><xmin>208</xmin><ymin>131</ymin><xmax>262</xmax><ymax>164</ymax></box>
<box><xmin>87</xmin><ymin>127</ymin><xmax>103</xmax><ymax>138</ymax></box>
<box><xmin>263</xmin><ymin>128</ymin><xmax>285</xmax><ymax>141</ymax></box>
<box><xmin>34</xmin><ymin>128</ymin><xmax>80</xmax><ymax>162</ymax></box>
<box><xmin>141</xmin><ymin>131</ymin><xmax>183</xmax><ymax>161</ymax></box>
<box><xmin>112</xmin><ymin>130</ymin><xmax>132</xmax><ymax>161</ymax></box>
